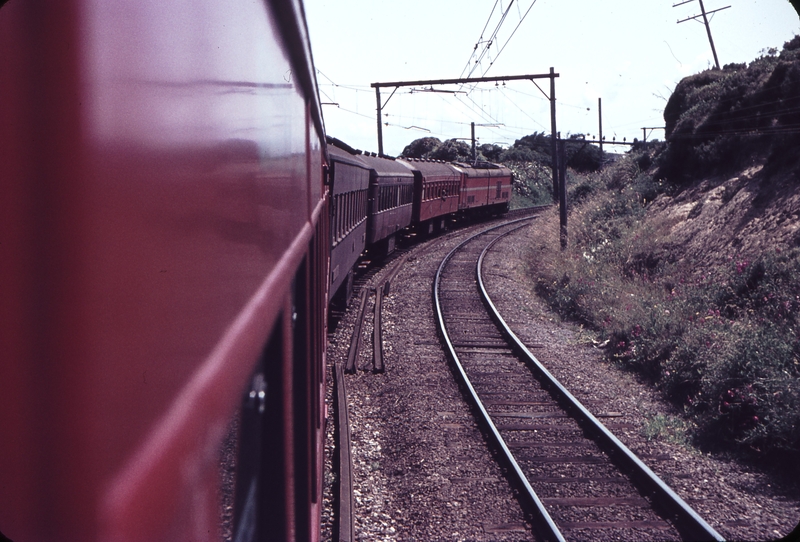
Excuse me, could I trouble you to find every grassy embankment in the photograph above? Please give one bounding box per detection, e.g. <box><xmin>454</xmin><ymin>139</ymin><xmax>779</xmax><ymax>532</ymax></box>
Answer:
<box><xmin>516</xmin><ymin>37</ymin><xmax>800</xmax><ymax>473</ymax></box>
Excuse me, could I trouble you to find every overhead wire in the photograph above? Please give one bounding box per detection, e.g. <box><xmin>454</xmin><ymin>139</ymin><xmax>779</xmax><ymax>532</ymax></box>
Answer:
<box><xmin>458</xmin><ymin>0</ymin><xmax>501</xmax><ymax>79</ymax></box>
<box><xmin>461</xmin><ymin>0</ymin><xmax>514</xmax><ymax>77</ymax></box>
<box><xmin>499</xmin><ymin>87</ymin><xmax>548</xmax><ymax>131</ymax></box>
<box><xmin>465</xmin><ymin>0</ymin><xmax>516</xmax><ymax>79</ymax></box>
<box><xmin>481</xmin><ymin>0</ymin><xmax>538</xmax><ymax>77</ymax></box>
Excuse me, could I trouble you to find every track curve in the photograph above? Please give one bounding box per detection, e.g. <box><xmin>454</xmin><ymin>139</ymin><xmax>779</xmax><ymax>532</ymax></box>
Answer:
<box><xmin>434</xmin><ymin>220</ymin><xmax>725</xmax><ymax>541</ymax></box>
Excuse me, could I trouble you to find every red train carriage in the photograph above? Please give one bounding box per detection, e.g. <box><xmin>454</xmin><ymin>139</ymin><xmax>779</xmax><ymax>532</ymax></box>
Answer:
<box><xmin>0</xmin><ymin>0</ymin><xmax>328</xmax><ymax>541</ymax></box>
<box><xmin>398</xmin><ymin>158</ymin><xmax>461</xmax><ymax>235</ymax></box>
<box><xmin>327</xmin><ymin>139</ymin><xmax>370</xmax><ymax>305</ymax></box>
<box><xmin>454</xmin><ymin>162</ymin><xmax>513</xmax><ymax>213</ymax></box>
<box><xmin>361</xmin><ymin>154</ymin><xmax>415</xmax><ymax>257</ymax></box>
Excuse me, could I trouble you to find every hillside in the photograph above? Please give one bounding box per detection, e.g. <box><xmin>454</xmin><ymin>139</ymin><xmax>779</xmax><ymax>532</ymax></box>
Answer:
<box><xmin>523</xmin><ymin>35</ymin><xmax>800</xmax><ymax>476</ymax></box>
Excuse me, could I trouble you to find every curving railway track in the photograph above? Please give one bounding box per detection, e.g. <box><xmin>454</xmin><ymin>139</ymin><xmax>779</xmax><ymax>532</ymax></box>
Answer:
<box><xmin>434</xmin><ymin>220</ymin><xmax>725</xmax><ymax>541</ymax></box>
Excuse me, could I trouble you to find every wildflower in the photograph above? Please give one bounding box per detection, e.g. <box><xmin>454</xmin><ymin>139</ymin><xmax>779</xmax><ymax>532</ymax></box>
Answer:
<box><xmin>736</xmin><ymin>260</ymin><xmax>749</xmax><ymax>274</ymax></box>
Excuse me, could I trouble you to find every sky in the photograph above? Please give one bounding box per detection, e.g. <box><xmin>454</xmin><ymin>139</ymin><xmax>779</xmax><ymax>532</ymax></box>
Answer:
<box><xmin>305</xmin><ymin>0</ymin><xmax>800</xmax><ymax>156</ymax></box>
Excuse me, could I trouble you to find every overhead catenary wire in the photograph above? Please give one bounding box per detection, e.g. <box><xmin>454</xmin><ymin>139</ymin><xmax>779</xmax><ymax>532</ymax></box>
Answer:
<box><xmin>463</xmin><ymin>0</ymin><xmax>517</xmax><ymax>79</ymax></box>
<box><xmin>458</xmin><ymin>0</ymin><xmax>501</xmax><ymax>79</ymax></box>
<box><xmin>479</xmin><ymin>0</ymin><xmax>539</xmax><ymax>77</ymax></box>
<box><xmin>459</xmin><ymin>0</ymin><xmax>539</xmax><ymax>81</ymax></box>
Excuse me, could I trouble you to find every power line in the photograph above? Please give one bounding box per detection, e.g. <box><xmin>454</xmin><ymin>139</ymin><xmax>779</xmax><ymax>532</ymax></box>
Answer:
<box><xmin>464</xmin><ymin>0</ymin><xmax>517</xmax><ymax>79</ymax></box>
<box><xmin>458</xmin><ymin>0</ymin><xmax>501</xmax><ymax>79</ymax></box>
<box><xmin>481</xmin><ymin>0</ymin><xmax>538</xmax><ymax>77</ymax></box>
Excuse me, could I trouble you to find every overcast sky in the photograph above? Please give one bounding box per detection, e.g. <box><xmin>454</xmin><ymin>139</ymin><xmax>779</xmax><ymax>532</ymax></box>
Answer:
<box><xmin>305</xmin><ymin>0</ymin><xmax>800</xmax><ymax>156</ymax></box>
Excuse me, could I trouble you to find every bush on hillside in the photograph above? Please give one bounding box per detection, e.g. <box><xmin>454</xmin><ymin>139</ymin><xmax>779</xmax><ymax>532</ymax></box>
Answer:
<box><xmin>531</xmin><ymin>152</ymin><xmax>800</xmax><ymax>469</ymax></box>
<box><xmin>658</xmin><ymin>35</ymin><xmax>800</xmax><ymax>183</ymax></box>
<box><xmin>401</xmin><ymin>137</ymin><xmax>442</xmax><ymax>159</ymax></box>
<box><xmin>429</xmin><ymin>139</ymin><xmax>472</xmax><ymax>162</ymax></box>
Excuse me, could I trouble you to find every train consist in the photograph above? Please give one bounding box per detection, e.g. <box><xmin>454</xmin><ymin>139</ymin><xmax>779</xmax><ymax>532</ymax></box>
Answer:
<box><xmin>327</xmin><ymin>137</ymin><xmax>512</xmax><ymax>304</ymax></box>
<box><xmin>0</xmin><ymin>0</ymin><xmax>510</xmax><ymax>540</ymax></box>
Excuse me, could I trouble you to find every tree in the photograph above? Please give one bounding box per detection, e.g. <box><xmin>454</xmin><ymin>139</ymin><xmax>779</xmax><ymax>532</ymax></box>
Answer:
<box><xmin>478</xmin><ymin>143</ymin><xmax>504</xmax><ymax>162</ymax></box>
<box><xmin>429</xmin><ymin>139</ymin><xmax>472</xmax><ymax>162</ymax></box>
<box><xmin>401</xmin><ymin>137</ymin><xmax>442</xmax><ymax>159</ymax></box>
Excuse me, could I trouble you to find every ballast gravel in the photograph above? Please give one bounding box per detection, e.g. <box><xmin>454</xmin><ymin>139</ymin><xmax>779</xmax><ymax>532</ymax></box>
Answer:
<box><xmin>322</xmin><ymin>218</ymin><xmax>800</xmax><ymax>541</ymax></box>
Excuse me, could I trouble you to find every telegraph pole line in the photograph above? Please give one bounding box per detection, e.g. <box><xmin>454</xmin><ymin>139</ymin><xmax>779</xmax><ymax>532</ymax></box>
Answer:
<box><xmin>674</xmin><ymin>0</ymin><xmax>730</xmax><ymax>70</ymax></box>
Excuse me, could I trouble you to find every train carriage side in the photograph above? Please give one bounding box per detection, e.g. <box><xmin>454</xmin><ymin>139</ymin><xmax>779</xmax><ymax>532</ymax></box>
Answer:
<box><xmin>485</xmin><ymin>163</ymin><xmax>513</xmax><ymax>211</ymax></box>
<box><xmin>0</xmin><ymin>0</ymin><xmax>328</xmax><ymax>541</ymax></box>
<box><xmin>398</xmin><ymin>158</ymin><xmax>461</xmax><ymax>235</ymax></box>
<box><xmin>455</xmin><ymin>162</ymin><xmax>512</xmax><ymax>214</ymax></box>
<box><xmin>361</xmin><ymin>154</ymin><xmax>414</xmax><ymax>256</ymax></box>
<box><xmin>327</xmin><ymin>141</ymin><xmax>370</xmax><ymax>305</ymax></box>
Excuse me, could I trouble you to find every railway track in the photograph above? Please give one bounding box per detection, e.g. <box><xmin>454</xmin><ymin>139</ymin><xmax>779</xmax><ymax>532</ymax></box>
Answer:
<box><xmin>329</xmin><ymin>206</ymin><xmax>553</xmax><ymax>541</ymax></box>
<box><xmin>433</xmin><ymin>220</ymin><xmax>725</xmax><ymax>541</ymax></box>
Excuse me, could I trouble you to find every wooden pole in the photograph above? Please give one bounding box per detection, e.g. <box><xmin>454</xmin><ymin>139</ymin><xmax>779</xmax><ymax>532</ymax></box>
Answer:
<box><xmin>471</xmin><ymin>122</ymin><xmax>476</xmax><ymax>163</ymax></box>
<box><xmin>699</xmin><ymin>0</ymin><xmax>721</xmax><ymax>69</ymax></box>
<box><xmin>598</xmin><ymin>97</ymin><xmax>603</xmax><ymax>154</ymax></box>
<box><xmin>558</xmin><ymin>138</ymin><xmax>567</xmax><ymax>250</ymax></box>
<box><xmin>549</xmin><ymin>67</ymin><xmax>558</xmax><ymax>200</ymax></box>
<box><xmin>375</xmin><ymin>87</ymin><xmax>384</xmax><ymax>156</ymax></box>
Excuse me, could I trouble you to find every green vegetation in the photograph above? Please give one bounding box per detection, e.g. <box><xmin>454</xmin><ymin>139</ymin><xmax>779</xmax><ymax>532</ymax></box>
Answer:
<box><xmin>641</xmin><ymin>414</ymin><xmax>692</xmax><ymax>446</ymax></box>
<box><xmin>506</xmin><ymin>161</ymin><xmax>554</xmax><ymax>209</ymax></box>
<box><xmin>531</xmin><ymin>148</ymin><xmax>800</xmax><ymax>472</ymax></box>
<box><xmin>528</xmin><ymin>35</ymin><xmax>800</xmax><ymax>473</ymax></box>
<box><xmin>657</xmin><ymin>35</ymin><xmax>800</xmax><ymax>183</ymax></box>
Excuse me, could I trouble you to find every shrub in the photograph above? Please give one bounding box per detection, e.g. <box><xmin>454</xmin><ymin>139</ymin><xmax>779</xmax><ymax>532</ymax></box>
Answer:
<box><xmin>658</xmin><ymin>35</ymin><xmax>800</xmax><ymax>183</ymax></box>
<box><xmin>401</xmin><ymin>137</ymin><xmax>442</xmax><ymax>159</ymax></box>
<box><xmin>527</xmin><ymin>151</ymin><xmax>800</xmax><ymax>469</ymax></box>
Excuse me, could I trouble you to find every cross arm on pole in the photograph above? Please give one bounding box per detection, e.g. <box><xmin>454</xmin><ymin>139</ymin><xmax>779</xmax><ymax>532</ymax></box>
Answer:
<box><xmin>677</xmin><ymin>5</ymin><xmax>730</xmax><ymax>23</ymax></box>
<box><xmin>370</xmin><ymin>72</ymin><xmax>558</xmax><ymax>89</ymax></box>
<box><xmin>381</xmin><ymin>86</ymin><xmax>400</xmax><ymax>109</ymax></box>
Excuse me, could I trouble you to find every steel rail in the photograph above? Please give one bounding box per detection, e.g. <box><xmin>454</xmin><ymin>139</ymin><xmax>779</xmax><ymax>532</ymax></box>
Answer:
<box><xmin>373</xmin><ymin>287</ymin><xmax>384</xmax><ymax>373</ymax></box>
<box><xmin>433</xmin><ymin>217</ymin><xmax>565</xmax><ymax>542</ymax></box>
<box><xmin>476</xmin><ymin>228</ymin><xmax>725</xmax><ymax>542</ymax></box>
<box><xmin>344</xmin><ymin>289</ymin><xmax>369</xmax><ymax>374</ymax></box>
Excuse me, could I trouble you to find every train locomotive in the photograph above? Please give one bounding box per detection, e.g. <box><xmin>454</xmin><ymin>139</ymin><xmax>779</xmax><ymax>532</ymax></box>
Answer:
<box><xmin>0</xmin><ymin>0</ymin><xmax>511</xmax><ymax>540</ymax></box>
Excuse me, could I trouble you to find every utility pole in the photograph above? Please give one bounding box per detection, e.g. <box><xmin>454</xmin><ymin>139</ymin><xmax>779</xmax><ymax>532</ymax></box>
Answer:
<box><xmin>598</xmin><ymin>97</ymin><xmax>603</xmax><ymax>154</ymax></box>
<box><xmin>641</xmin><ymin>127</ymin><xmax>665</xmax><ymax>143</ymax></box>
<box><xmin>471</xmin><ymin>122</ymin><xmax>476</xmax><ymax>162</ymax></box>
<box><xmin>558</xmin><ymin>137</ymin><xmax>567</xmax><ymax>250</ymax></box>
<box><xmin>549</xmin><ymin>67</ymin><xmax>558</xmax><ymax>200</ymax></box>
<box><xmin>375</xmin><ymin>87</ymin><xmax>383</xmax><ymax>156</ymax></box>
<box><xmin>675</xmin><ymin>0</ymin><xmax>730</xmax><ymax>70</ymax></box>
<box><xmin>371</xmin><ymin>71</ymin><xmax>559</xmax><ymax>157</ymax></box>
